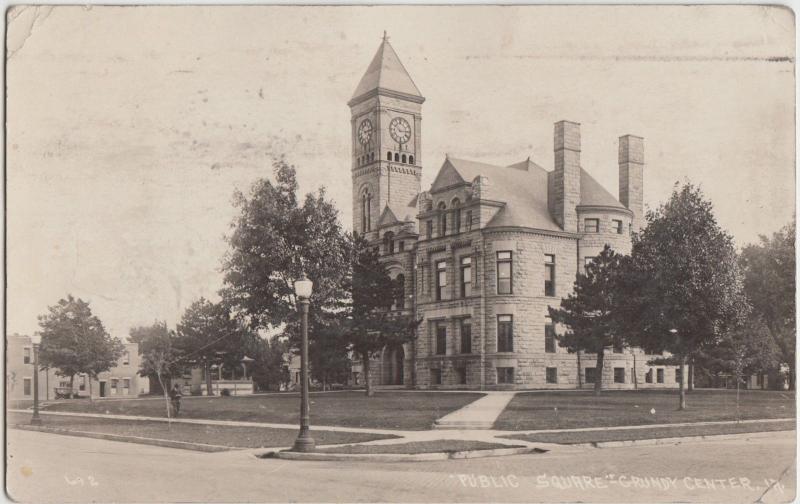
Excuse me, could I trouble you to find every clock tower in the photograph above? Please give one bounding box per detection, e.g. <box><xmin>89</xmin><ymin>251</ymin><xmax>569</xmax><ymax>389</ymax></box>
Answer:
<box><xmin>349</xmin><ymin>34</ymin><xmax>424</xmax><ymax>240</ymax></box>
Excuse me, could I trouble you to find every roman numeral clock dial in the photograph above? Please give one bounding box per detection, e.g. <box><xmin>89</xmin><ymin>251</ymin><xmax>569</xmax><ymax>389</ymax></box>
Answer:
<box><xmin>358</xmin><ymin>118</ymin><xmax>373</xmax><ymax>145</ymax></box>
<box><xmin>389</xmin><ymin>117</ymin><xmax>411</xmax><ymax>145</ymax></box>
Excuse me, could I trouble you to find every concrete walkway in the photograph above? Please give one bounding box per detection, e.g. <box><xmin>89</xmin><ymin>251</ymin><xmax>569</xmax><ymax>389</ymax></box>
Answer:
<box><xmin>433</xmin><ymin>391</ymin><xmax>516</xmax><ymax>429</ymax></box>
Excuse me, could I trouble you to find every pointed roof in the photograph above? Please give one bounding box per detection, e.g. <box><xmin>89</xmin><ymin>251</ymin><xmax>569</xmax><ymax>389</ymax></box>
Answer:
<box><xmin>350</xmin><ymin>34</ymin><xmax>424</xmax><ymax>105</ymax></box>
<box><xmin>377</xmin><ymin>205</ymin><xmax>399</xmax><ymax>227</ymax></box>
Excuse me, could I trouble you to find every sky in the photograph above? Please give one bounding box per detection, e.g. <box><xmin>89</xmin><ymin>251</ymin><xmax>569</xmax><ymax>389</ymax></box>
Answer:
<box><xmin>6</xmin><ymin>5</ymin><xmax>795</xmax><ymax>340</ymax></box>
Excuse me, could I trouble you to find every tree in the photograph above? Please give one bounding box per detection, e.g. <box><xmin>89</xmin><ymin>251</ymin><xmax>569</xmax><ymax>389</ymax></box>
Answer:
<box><xmin>174</xmin><ymin>298</ymin><xmax>239</xmax><ymax>396</ymax></box>
<box><xmin>135</xmin><ymin>322</ymin><xmax>183</xmax><ymax>421</ymax></box>
<box><xmin>739</xmin><ymin>218</ymin><xmax>796</xmax><ymax>389</ymax></box>
<box><xmin>549</xmin><ymin>245</ymin><xmax>627</xmax><ymax>395</ymax></box>
<box><xmin>247</xmin><ymin>335</ymin><xmax>290</xmax><ymax>392</ymax></box>
<box><xmin>222</xmin><ymin>159</ymin><xmax>352</xmax><ymax>338</ymax></box>
<box><xmin>331</xmin><ymin>236</ymin><xmax>419</xmax><ymax>396</ymax></box>
<box><xmin>308</xmin><ymin>329</ymin><xmax>352</xmax><ymax>390</ymax></box>
<box><xmin>623</xmin><ymin>183</ymin><xmax>749</xmax><ymax>409</ymax></box>
<box><xmin>38</xmin><ymin>295</ymin><xmax>125</xmax><ymax>400</ymax></box>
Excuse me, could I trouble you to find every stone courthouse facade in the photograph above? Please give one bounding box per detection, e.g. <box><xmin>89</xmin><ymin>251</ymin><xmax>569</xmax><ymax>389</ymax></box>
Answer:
<box><xmin>350</xmin><ymin>36</ymin><xmax>681</xmax><ymax>390</ymax></box>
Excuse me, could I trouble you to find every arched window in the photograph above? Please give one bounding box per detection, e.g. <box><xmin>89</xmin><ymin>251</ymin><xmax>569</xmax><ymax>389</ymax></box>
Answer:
<box><xmin>394</xmin><ymin>153</ymin><xmax>400</xmax><ymax>162</ymax></box>
<box><xmin>401</xmin><ymin>154</ymin><xmax>407</xmax><ymax>163</ymax></box>
<box><xmin>361</xmin><ymin>189</ymin><xmax>372</xmax><ymax>233</ymax></box>
<box><xmin>452</xmin><ymin>198</ymin><xmax>462</xmax><ymax>233</ymax></box>
<box><xmin>438</xmin><ymin>202</ymin><xmax>447</xmax><ymax>236</ymax></box>
<box><xmin>409</xmin><ymin>155</ymin><xmax>414</xmax><ymax>165</ymax></box>
<box><xmin>395</xmin><ymin>274</ymin><xmax>405</xmax><ymax>309</ymax></box>
<box><xmin>387</xmin><ymin>151</ymin><xmax>392</xmax><ymax>161</ymax></box>
<box><xmin>369</xmin><ymin>152</ymin><xmax>374</xmax><ymax>162</ymax></box>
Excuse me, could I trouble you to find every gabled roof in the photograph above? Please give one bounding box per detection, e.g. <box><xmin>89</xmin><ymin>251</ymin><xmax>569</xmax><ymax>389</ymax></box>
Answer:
<box><xmin>427</xmin><ymin>156</ymin><xmax>628</xmax><ymax>232</ymax></box>
<box><xmin>350</xmin><ymin>36</ymin><xmax>424</xmax><ymax>104</ymax></box>
<box><xmin>377</xmin><ymin>205</ymin><xmax>399</xmax><ymax>227</ymax></box>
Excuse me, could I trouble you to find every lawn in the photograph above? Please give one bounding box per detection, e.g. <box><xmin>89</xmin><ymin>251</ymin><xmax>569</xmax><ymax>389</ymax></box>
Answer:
<box><xmin>500</xmin><ymin>420</ymin><xmax>796</xmax><ymax>445</ymax></box>
<box><xmin>7</xmin><ymin>412</ymin><xmax>395</xmax><ymax>449</ymax></box>
<box><xmin>494</xmin><ymin>389</ymin><xmax>796</xmax><ymax>430</ymax></box>
<box><xmin>41</xmin><ymin>391</ymin><xmax>485</xmax><ymax>430</ymax></box>
<box><xmin>315</xmin><ymin>440</ymin><xmax>524</xmax><ymax>455</ymax></box>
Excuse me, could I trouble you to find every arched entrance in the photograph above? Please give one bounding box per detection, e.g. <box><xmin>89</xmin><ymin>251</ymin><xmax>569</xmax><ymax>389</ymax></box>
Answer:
<box><xmin>381</xmin><ymin>345</ymin><xmax>405</xmax><ymax>386</ymax></box>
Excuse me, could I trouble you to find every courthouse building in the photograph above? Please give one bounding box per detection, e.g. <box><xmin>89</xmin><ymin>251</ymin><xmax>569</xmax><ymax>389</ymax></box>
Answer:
<box><xmin>350</xmin><ymin>36</ymin><xmax>681</xmax><ymax>389</ymax></box>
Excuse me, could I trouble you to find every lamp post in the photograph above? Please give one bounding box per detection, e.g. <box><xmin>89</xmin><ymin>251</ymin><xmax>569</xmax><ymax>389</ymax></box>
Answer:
<box><xmin>30</xmin><ymin>334</ymin><xmax>43</xmax><ymax>425</ymax></box>
<box><xmin>292</xmin><ymin>274</ymin><xmax>314</xmax><ymax>452</ymax></box>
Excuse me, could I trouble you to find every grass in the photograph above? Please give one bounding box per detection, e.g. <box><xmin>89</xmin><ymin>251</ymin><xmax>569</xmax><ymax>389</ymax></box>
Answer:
<box><xmin>41</xmin><ymin>391</ymin><xmax>485</xmax><ymax>430</ymax></box>
<box><xmin>316</xmin><ymin>440</ymin><xmax>524</xmax><ymax>454</ymax></box>
<box><xmin>500</xmin><ymin>420</ymin><xmax>796</xmax><ymax>445</ymax></box>
<box><xmin>494</xmin><ymin>389</ymin><xmax>796</xmax><ymax>430</ymax></box>
<box><xmin>7</xmin><ymin>412</ymin><xmax>396</xmax><ymax>449</ymax></box>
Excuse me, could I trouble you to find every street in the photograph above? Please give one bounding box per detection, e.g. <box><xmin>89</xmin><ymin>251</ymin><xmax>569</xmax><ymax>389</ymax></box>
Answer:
<box><xmin>6</xmin><ymin>428</ymin><xmax>796</xmax><ymax>503</ymax></box>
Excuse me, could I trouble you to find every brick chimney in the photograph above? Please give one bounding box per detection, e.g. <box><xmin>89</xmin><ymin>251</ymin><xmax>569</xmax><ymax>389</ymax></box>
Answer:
<box><xmin>552</xmin><ymin>121</ymin><xmax>581</xmax><ymax>232</ymax></box>
<box><xmin>618</xmin><ymin>135</ymin><xmax>644</xmax><ymax>232</ymax></box>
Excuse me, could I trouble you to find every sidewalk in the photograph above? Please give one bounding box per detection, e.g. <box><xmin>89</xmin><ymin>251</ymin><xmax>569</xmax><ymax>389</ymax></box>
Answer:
<box><xmin>433</xmin><ymin>391</ymin><xmax>516</xmax><ymax>429</ymax></box>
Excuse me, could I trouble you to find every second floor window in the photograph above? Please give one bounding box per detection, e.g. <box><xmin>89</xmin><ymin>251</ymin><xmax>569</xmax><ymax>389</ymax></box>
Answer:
<box><xmin>453</xmin><ymin>199</ymin><xmax>462</xmax><ymax>233</ymax></box>
<box><xmin>435</xmin><ymin>323</ymin><xmax>447</xmax><ymax>355</ymax></box>
<box><xmin>544</xmin><ymin>254</ymin><xmax>556</xmax><ymax>296</ymax></box>
<box><xmin>465</xmin><ymin>210</ymin><xmax>473</xmax><ymax>231</ymax></box>
<box><xmin>497</xmin><ymin>251</ymin><xmax>512</xmax><ymax>294</ymax></box>
<box><xmin>435</xmin><ymin>260</ymin><xmax>447</xmax><ymax>301</ymax></box>
<box><xmin>613</xmin><ymin>219</ymin><xmax>623</xmax><ymax>234</ymax></box>
<box><xmin>123</xmin><ymin>351</ymin><xmax>130</xmax><ymax>365</ymax></box>
<box><xmin>460</xmin><ymin>318</ymin><xmax>472</xmax><ymax>354</ymax></box>
<box><xmin>584</xmin><ymin>218</ymin><xmax>599</xmax><ymax>233</ymax></box>
<box><xmin>545</xmin><ymin>319</ymin><xmax>556</xmax><ymax>353</ymax></box>
<box><xmin>23</xmin><ymin>347</ymin><xmax>31</xmax><ymax>364</ymax></box>
<box><xmin>426</xmin><ymin>220</ymin><xmax>433</xmax><ymax>239</ymax></box>
<box><xmin>460</xmin><ymin>257</ymin><xmax>472</xmax><ymax>297</ymax></box>
<box><xmin>438</xmin><ymin>202</ymin><xmax>447</xmax><ymax>236</ymax></box>
<box><xmin>497</xmin><ymin>315</ymin><xmax>513</xmax><ymax>352</ymax></box>
<box><xmin>395</xmin><ymin>274</ymin><xmax>405</xmax><ymax>309</ymax></box>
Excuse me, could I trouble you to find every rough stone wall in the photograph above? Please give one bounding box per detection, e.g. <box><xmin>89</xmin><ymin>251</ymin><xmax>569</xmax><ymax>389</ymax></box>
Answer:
<box><xmin>553</xmin><ymin>121</ymin><xmax>581</xmax><ymax>232</ymax></box>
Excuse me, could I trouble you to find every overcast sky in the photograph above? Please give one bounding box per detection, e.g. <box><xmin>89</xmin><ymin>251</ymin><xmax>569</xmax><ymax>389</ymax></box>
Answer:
<box><xmin>7</xmin><ymin>5</ymin><xmax>795</xmax><ymax>339</ymax></box>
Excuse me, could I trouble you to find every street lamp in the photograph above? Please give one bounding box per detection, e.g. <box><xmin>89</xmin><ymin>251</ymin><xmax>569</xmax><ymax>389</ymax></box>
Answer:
<box><xmin>30</xmin><ymin>334</ymin><xmax>43</xmax><ymax>425</ymax></box>
<box><xmin>292</xmin><ymin>273</ymin><xmax>314</xmax><ymax>452</ymax></box>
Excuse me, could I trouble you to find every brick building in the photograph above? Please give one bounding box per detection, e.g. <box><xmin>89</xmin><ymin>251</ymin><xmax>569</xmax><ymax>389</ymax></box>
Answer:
<box><xmin>350</xmin><ymin>36</ymin><xmax>681</xmax><ymax>390</ymax></box>
<box><xmin>6</xmin><ymin>333</ymin><xmax>148</xmax><ymax>400</ymax></box>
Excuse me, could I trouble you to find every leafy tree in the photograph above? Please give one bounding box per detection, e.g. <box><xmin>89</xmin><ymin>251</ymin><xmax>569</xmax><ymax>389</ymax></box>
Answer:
<box><xmin>330</xmin><ymin>236</ymin><xmax>419</xmax><ymax>396</ymax></box>
<box><xmin>222</xmin><ymin>159</ymin><xmax>351</xmax><ymax>338</ymax></box>
<box><xmin>308</xmin><ymin>329</ymin><xmax>352</xmax><ymax>390</ymax></box>
<box><xmin>38</xmin><ymin>295</ymin><xmax>125</xmax><ymax>400</ymax></box>
<box><xmin>247</xmin><ymin>335</ymin><xmax>290</xmax><ymax>392</ymax></box>
<box><xmin>623</xmin><ymin>183</ymin><xmax>749</xmax><ymax>409</ymax></box>
<box><xmin>739</xmin><ymin>218</ymin><xmax>796</xmax><ymax>389</ymax></box>
<box><xmin>174</xmin><ymin>298</ymin><xmax>239</xmax><ymax>395</ymax></box>
<box><xmin>549</xmin><ymin>245</ymin><xmax>627</xmax><ymax>395</ymax></box>
<box><xmin>134</xmin><ymin>321</ymin><xmax>183</xmax><ymax>420</ymax></box>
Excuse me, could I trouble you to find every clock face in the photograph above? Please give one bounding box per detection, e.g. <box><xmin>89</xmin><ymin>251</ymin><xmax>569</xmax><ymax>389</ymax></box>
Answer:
<box><xmin>357</xmin><ymin>119</ymin><xmax>373</xmax><ymax>145</ymax></box>
<box><xmin>389</xmin><ymin>117</ymin><xmax>412</xmax><ymax>144</ymax></box>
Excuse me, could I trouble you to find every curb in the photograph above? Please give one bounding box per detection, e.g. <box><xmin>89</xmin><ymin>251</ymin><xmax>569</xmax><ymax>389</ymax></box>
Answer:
<box><xmin>11</xmin><ymin>424</ymin><xmax>238</xmax><ymax>452</ymax></box>
<box><xmin>267</xmin><ymin>446</ymin><xmax>543</xmax><ymax>462</ymax></box>
<box><xmin>589</xmin><ymin>429</ymin><xmax>796</xmax><ymax>448</ymax></box>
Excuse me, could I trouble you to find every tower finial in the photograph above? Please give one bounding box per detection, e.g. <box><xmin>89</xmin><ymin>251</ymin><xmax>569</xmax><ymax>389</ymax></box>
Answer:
<box><xmin>383</xmin><ymin>30</ymin><xmax>388</xmax><ymax>41</ymax></box>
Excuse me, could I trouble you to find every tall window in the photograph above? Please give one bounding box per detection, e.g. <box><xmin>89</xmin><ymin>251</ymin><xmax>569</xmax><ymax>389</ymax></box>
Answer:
<box><xmin>452</xmin><ymin>199</ymin><xmax>461</xmax><ymax>233</ymax></box>
<box><xmin>399</xmin><ymin>241</ymin><xmax>405</xmax><ymax>252</ymax></box>
<box><xmin>395</xmin><ymin>274</ymin><xmax>405</xmax><ymax>309</ymax></box>
<box><xmin>23</xmin><ymin>347</ymin><xmax>31</xmax><ymax>364</ymax></box>
<box><xmin>544</xmin><ymin>254</ymin><xmax>556</xmax><ymax>296</ymax></box>
<box><xmin>123</xmin><ymin>351</ymin><xmax>130</xmax><ymax>365</ymax></box>
<box><xmin>426</xmin><ymin>220</ymin><xmax>433</xmax><ymax>239</ymax></box>
<box><xmin>657</xmin><ymin>368</ymin><xmax>665</xmax><ymax>383</ymax></box>
<box><xmin>612</xmin><ymin>219</ymin><xmax>623</xmax><ymax>234</ymax></box>
<box><xmin>675</xmin><ymin>369</ymin><xmax>682</xmax><ymax>383</ymax></box>
<box><xmin>465</xmin><ymin>210</ymin><xmax>473</xmax><ymax>231</ymax></box>
<box><xmin>123</xmin><ymin>378</ymin><xmax>130</xmax><ymax>395</ymax></box>
<box><xmin>545</xmin><ymin>317</ymin><xmax>556</xmax><ymax>353</ymax></box>
<box><xmin>435</xmin><ymin>260</ymin><xmax>447</xmax><ymax>301</ymax></box>
<box><xmin>497</xmin><ymin>251</ymin><xmax>513</xmax><ymax>294</ymax></box>
<box><xmin>546</xmin><ymin>367</ymin><xmax>558</xmax><ymax>384</ymax></box>
<box><xmin>435</xmin><ymin>323</ymin><xmax>447</xmax><ymax>355</ymax></box>
<box><xmin>497</xmin><ymin>315</ymin><xmax>513</xmax><ymax>352</ymax></box>
<box><xmin>585</xmin><ymin>367</ymin><xmax>597</xmax><ymax>384</ymax></box>
<box><xmin>430</xmin><ymin>368</ymin><xmax>442</xmax><ymax>385</ymax></box>
<box><xmin>361</xmin><ymin>191</ymin><xmax>372</xmax><ymax>233</ymax></box>
<box><xmin>111</xmin><ymin>378</ymin><xmax>119</xmax><ymax>395</ymax></box>
<box><xmin>614</xmin><ymin>368</ymin><xmax>625</xmax><ymax>383</ymax></box>
<box><xmin>460</xmin><ymin>256</ymin><xmax>472</xmax><ymax>298</ymax></box>
<box><xmin>460</xmin><ymin>318</ymin><xmax>472</xmax><ymax>354</ymax></box>
<box><xmin>645</xmin><ymin>369</ymin><xmax>653</xmax><ymax>383</ymax></box>
<box><xmin>384</xmin><ymin>232</ymin><xmax>395</xmax><ymax>254</ymax></box>
<box><xmin>438</xmin><ymin>202</ymin><xmax>447</xmax><ymax>236</ymax></box>
<box><xmin>23</xmin><ymin>378</ymin><xmax>31</xmax><ymax>396</ymax></box>
<box><xmin>584</xmin><ymin>218</ymin><xmax>599</xmax><ymax>233</ymax></box>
